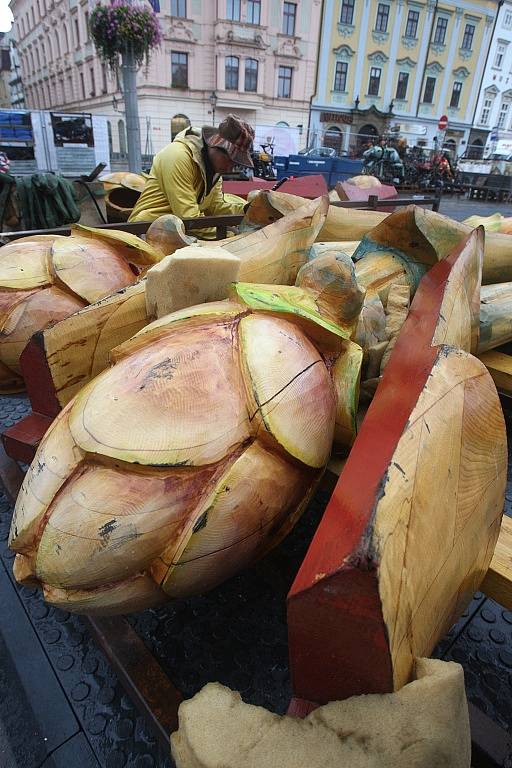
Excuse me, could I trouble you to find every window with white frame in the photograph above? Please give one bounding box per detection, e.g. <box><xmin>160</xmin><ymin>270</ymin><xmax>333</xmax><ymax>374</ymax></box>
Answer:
<box><xmin>498</xmin><ymin>100</ymin><xmax>510</xmax><ymax>128</ymax></box>
<box><xmin>278</xmin><ymin>65</ymin><xmax>293</xmax><ymax>98</ymax></box>
<box><xmin>375</xmin><ymin>3</ymin><xmax>389</xmax><ymax>32</ymax></box>
<box><xmin>171</xmin><ymin>0</ymin><xmax>186</xmax><ymax>17</ymax></box>
<box><xmin>368</xmin><ymin>67</ymin><xmax>381</xmax><ymax>96</ymax></box>
<box><xmin>450</xmin><ymin>81</ymin><xmax>462</xmax><ymax>108</ymax></box>
<box><xmin>480</xmin><ymin>97</ymin><xmax>493</xmax><ymax>124</ymax></box>
<box><xmin>495</xmin><ymin>43</ymin><xmax>507</xmax><ymax>68</ymax></box>
<box><xmin>244</xmin><ymin>58</ymin><xmax>258</xmax><ymax>91</ymax></box>
<box><xmin>433</xmin><ymin>16</ymin><xmax>448</xmax><ymax>44</ymax></box>
<box><xmin>340</xmin><ymin>0</ymin><xmax>355</xmax><ymax>25</ymax></box>
<box><xmin>334</xmin><ymin>61</ymin><xmax>348</xmax><ymax>91</ymax></box>
<box><xmin>504</xmin><ymin>10</ymin><xmax>512</xmax><ymax>30</ymax></box>
<box><xmin>247</xmin><ymin>0</ymin><xmax>261</xmax><ymax>24</ymax></box>
<box><xmin>461</xmin><ymin>23</ymin><xmax>475</xmax><ymax>50</ymax></box>
<box><xmin>225</xmin><ymin>56</ymin><xmax>239</xmax><ymax>89</ymax></box>
<box><xmin>405</xmin><ymin>10</ymin><xmax>419</xmax><ymax>38</ymax></box>
<box><xmin>226</xmin><ymin>0</ymin><xmax>241</xmax><ymax>21</ymax></box>
<box><xmin>423</xmin><ymin>76</ymin><xmax>436</xmax><ymax>103</ymax></box>
<box><xmin>396</xmin><ymin>71</ymin><xmax>409</xmax><ymax>99</ymax></box>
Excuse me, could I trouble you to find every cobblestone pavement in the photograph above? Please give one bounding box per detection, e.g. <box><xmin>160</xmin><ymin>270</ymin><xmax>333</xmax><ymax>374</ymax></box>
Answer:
<box><xmin>437</xmin><ymin>193</ymin><xmax>512</xmax><ymax>222</ymax></box>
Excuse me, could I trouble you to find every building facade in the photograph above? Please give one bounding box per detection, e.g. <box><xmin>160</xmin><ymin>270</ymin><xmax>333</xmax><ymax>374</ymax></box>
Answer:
<box><xmin>471</xmin><ymin>0</ymin><xmax>512</xmax><ymax>157</ymax></box>
<box><xmin>310</xmin><ymin>0</ymin><xmax>500</xmax><ymax>156</ymax></box>
<box><xmin>0</xmin><ymin>32</ymin><xmax>12</xmax><ymax>108</ymax></box>
<box><xmin>10</xmin><ymin>0</ymin><xmax>322</xmax><ymax>157</ymax></box>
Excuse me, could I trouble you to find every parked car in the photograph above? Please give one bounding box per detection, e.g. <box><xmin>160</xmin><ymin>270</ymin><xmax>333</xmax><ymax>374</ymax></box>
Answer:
<box><xmin>298</xmin><ymin>147</ymin><xmax>348</xmax><ymax>158</ymax></box>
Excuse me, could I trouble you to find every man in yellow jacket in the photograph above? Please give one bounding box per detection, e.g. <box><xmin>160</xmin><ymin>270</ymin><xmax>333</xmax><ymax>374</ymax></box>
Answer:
<box><xmin>129</xmin><ymin>114</ymin><xmax>254</xmax><ymax>238</ymax></box>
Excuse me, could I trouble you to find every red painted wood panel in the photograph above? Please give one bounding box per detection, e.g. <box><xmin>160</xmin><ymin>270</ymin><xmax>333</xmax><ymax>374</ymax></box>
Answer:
<box><xmin>287</xmin><ymin>239</ymin><xmax>467</xmax><ymax>704</ymax></box>
<box><xmin>2</xmin><ymin>412</ymin><xmax>53</xmax><ymax>464</ymax></box>
<box><xmin>20</xmin><ymin>334</ymin><xmax>61</xmax><ymax>419</ymax></box>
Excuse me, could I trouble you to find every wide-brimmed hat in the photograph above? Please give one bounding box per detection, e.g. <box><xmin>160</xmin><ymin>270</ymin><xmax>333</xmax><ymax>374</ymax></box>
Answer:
<box><xmin>203</xmin><ymin>114</ymin><xmax>255</xmax><ymax>168</ymax></box>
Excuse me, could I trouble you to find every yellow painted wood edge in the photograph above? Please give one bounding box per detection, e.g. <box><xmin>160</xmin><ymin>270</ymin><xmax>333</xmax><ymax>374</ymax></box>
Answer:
<box><xmin>478</xmin><ymin>350</ymin><xmax>512</xmax><ymax>395</ymax></box>
<box><xmin>481</xmin><ymin>516</ymin><xmax>512</xmax><ymax>610</ymax></box>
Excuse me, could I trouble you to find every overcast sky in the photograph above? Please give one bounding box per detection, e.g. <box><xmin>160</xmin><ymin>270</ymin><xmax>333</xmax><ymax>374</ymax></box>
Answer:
<box><xmin>0</xmin><ymin>1</ymin><xmax>13</xmax><ymax>32</ymax></box>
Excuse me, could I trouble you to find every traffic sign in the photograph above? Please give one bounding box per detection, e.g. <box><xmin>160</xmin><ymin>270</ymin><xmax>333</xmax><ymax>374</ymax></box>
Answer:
<box><xmin>438</xmin><ymin>115</ymin><xmax>448</xmax><ymax>130</ymax></box>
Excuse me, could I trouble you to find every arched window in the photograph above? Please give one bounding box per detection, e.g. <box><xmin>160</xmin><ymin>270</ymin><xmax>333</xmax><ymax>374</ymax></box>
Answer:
<box><xmin>357</xmin><ymin>123</ymin><xmax>379</xmax><ymax>150</ymax></box>
<box><xmin>276</xmin><ymin>121</ymin><xmax>290</xmax><ymax>127</ymax></box>
<box><xmin>323</xmin><ymin>125</ymin><xmax>343</xmax><ymax>154</ymax></box>
<box><xmin>171</xmin><ymin>113</ymin><xmax>190</xmax><ymax>140</ymax></box>
<box><xmin>225</xmin><ymin>56</ymin><xmax>239</xmax><ymax>90</ymax></box>
<box><xmin>63</xmin><ymin>25</ymin><xmax>69</xmax><ymax>53</ymax></box>
<box><xmin>244</xmin><ymin>58</ymin><xmax>258</xmax><ymax>92</ymax></box>
<box><xmin>118</xmin><ymin>119</ymin><xmax>127</xmax><ymax>155</ymax></box>
<box><xmin>55</xmin><ymin>31</ymin><xmax>61</xmax><ymax>58</ymax></box>
<box><xmin>468</xmin><ymin>138</ymin><xmax>483</xmax><ymax>160</ymax></box>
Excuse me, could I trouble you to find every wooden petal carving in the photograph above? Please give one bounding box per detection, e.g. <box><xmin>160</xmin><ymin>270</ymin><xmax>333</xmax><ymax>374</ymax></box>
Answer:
<box><xmin>68</xmin><ymin>320</ymin><xmax>250</xmax><ymax>466</ymax></box>
<box><xmin>287</xmin><ymin>229</ymin><xmax>507</xmax><ymax>703</ymax></box>
<box><xmin>35</xmin><ymin>461</ymin><xmax>221</xmax><ymax>590</ymax></box>
<box><xmin>331</xmin><ymin>340</ymin><xmax>363</xmax><ymax>451</ymax></box>
<box><xmin>51</xmin><ymin>236</ymin><xmax>137</xmax><ymax>303</ymax></box>
<box><xmin>145</xmin><ymin>214</ymin><xmax>196</xmax><ymax>256</ymax></box>
<box><xmin>241</xmin><ymin>190</ymin><xmax>386</xmax><ymax>242</ymax></box>
<box><xmin>0</xmin><ymin>287</ymin><xmax>85</xmax><ymax>375</ymax></box>
<box><xmin>73</xmin><ymin>224</ymin><xmax>162</xmax><ymax>267</ymax></box>
<box><xmin>158</xmin><ymin>441</ymin><xmax>313</xmax><ymax>599</ymax></box>
<box><xmin>9</xmin><ymin>404</ymin><xmax>84</xmax><ymax>554</ymax></box>
<box><xmin>42</xmin><ymin>575</ymin><xmax>168</xmax><ymax>616</ymax></box>
<box><xmin>478</xmin><ymin>282</ymin><xmax>512</xmax><ymax>354</ymax></box>
<box><xmin>239</xmin><ymin>314</ymin><xmax>335</xmax><ymax>468</ymax></box>
<box><xmin>223</xmin><ymin>196</ymin><xmax>328</xmax><ymax>285</ymax></box>
<box><xmin>0</xmin><ymin>241</ymin><xmax>52</xmax><ymax>289</ymax></box>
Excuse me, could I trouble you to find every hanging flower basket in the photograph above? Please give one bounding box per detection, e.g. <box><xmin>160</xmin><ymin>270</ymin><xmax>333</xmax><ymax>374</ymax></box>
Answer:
<box><xmin>89</xmin><ymin>1</ymin><xmax>162</xmax><ymax>75</ymax></box>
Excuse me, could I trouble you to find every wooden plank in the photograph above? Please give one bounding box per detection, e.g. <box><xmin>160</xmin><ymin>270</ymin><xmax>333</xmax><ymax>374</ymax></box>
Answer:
<box><xmin>2</xmin><ymin>413</ymin><xmax>53</xmax><ymax>465</ymax></box>
<box><xmin>478</xmin><ymin>350</ymin><xmax>512</xmax><ymax>396</ymax></box>
<box><xmin>481</xmin><ymin>515</ymin><xmax>512</xmax><ymax>610</ymax></box>
<box><xmin>85</xmin><ymin>616</ymin><xmax>183</xmax><ymax>743</ymax></box>
<box><xmin>0</xmin><ymin>214</ymin><xmax>245</xmax><ymax>241</ymax></box>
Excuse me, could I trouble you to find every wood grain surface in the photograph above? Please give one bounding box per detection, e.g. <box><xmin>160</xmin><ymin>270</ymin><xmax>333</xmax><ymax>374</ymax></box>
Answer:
<box><xmin>287</xmin><ymin>228</ymin><xmax>507</xmax><ymax>704</ymax></box>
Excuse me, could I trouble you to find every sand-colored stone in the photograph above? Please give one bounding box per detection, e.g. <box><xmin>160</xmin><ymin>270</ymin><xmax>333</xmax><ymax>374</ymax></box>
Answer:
<box><xmin>171</xmin><ymin>658</ymin><xmax>470</xmax><ymax>768</ymax></box>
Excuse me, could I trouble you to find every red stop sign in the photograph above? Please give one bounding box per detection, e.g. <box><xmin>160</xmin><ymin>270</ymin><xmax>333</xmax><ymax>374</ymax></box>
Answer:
<box><xmin>438</xmin><ymin>115</ymin><xmax>448</xmax><ymax>130</ymax></box>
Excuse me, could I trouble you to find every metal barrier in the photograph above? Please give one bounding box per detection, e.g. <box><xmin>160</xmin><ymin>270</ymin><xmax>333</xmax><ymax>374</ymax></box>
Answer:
<box><xmin>0</xmin><ymin>191</ymin><xmax>442</xmax><ymax>242</ymax></box>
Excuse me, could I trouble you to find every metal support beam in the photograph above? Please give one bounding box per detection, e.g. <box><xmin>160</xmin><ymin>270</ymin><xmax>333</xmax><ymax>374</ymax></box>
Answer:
<box><xmin>121</xmin><ymin>46</ymin><xmax>142</xmax><ymax>174</ymax></box>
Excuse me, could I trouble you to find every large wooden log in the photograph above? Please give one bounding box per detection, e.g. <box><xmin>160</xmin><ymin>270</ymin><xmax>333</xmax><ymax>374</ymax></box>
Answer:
<box><xmin>287</xmin><ymin>229</ymin><xmax>507</xmax><ymax>703</ymax></box>
<box><xmin>478</xmin><ymin>283</ymin><xmax>512</xmax><ymax>354</ymax></box>
<box><xmin>241</xmin><ymin>190</ymin><xmax>387</xmax><ymax>242</ymax></box>
<box><xmin>222</xmin><ymin>196</ymin><xmax>329</xmax><ymax>284</ymax></box>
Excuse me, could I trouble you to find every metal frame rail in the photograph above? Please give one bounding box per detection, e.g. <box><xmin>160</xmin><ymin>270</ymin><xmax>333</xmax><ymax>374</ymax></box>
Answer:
<box><xmin>0</xmin><ymin>191</ymin><xmax>442</xmax><ymax>243</ymax></box>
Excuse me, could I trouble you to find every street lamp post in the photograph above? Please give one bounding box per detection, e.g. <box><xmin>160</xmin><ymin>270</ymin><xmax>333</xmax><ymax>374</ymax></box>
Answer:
<box><xmin>209</xmin><ymin>90</ymin><xmax>217</xmax><ymax>127</ymax></box>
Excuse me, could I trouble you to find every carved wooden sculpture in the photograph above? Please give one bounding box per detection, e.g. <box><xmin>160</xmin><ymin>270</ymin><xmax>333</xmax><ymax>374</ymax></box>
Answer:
<box><xmin>243</xmin><ymin>192</ymin><xmax>512</xmax><ymax>282</ymax></box>
<box><xmin>221</xmin><ymin>195</ymin><xmax>329</xmax><ymax>284</ymax></box>
<box><xmin>16</xmin><ymin>200</ymin><xmax>331</xmax><ymax>415</ymax></box>
<box><xmin>145</xmin><ymin>214</ymin><xmax>197</xmax><ymax>256</ymax></box>
<box><xmin>0</xmin><ymin>226</ymin><xmax>161</xmax><ymax>393</ymax></box>
<box><xmin>287</xmin><ymin>228</ymin><xmax>507</xmax><ymax>703</ymax></box>
<box><xmin>9</xmin><ymin>258</ymin><xmax>363</xmax><ymax>614</ymax></box>
<box><xmin>478</xmin><ymin>282</ymin><xmax>512</xmax><ymax>354</ymax></box>
<box><xmin>240</xmin><ymin>190</ymin><xmax>387</xmax><ymax>242</ymax></box>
